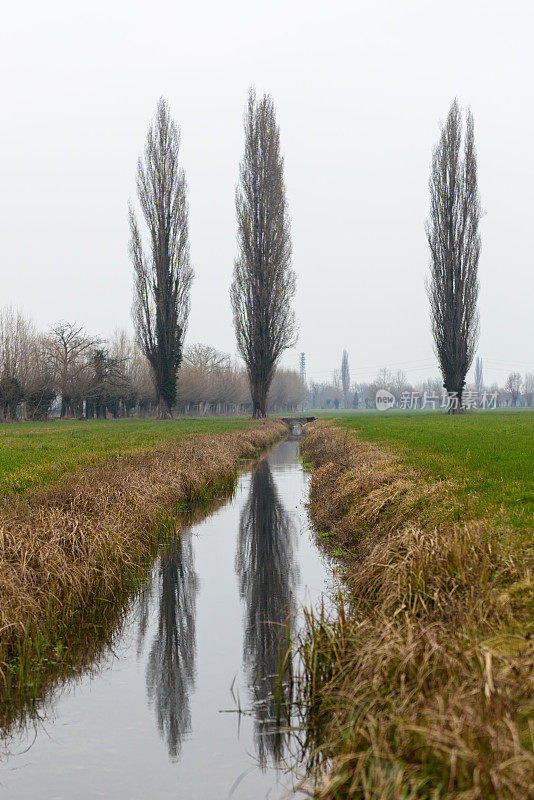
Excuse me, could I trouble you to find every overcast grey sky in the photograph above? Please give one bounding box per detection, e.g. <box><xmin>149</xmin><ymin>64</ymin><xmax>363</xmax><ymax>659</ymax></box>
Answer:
<box><xmin>1</xmin><ymin>0</ymin><xmax>532</xmax><ymax>387</ymax></box>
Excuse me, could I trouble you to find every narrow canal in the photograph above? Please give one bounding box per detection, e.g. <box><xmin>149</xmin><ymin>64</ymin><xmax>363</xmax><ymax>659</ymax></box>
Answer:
<box><xmin>0</xmin><ymin>437</ymin><xmax>332</xmax><ymax>799</ymax></box>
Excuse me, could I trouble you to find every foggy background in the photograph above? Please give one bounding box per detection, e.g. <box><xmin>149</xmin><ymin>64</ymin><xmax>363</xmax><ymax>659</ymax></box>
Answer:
<box><xmin>1</xmin><ymin>0</ymin><xmax>532</xmax><ymax>387</ymax></box>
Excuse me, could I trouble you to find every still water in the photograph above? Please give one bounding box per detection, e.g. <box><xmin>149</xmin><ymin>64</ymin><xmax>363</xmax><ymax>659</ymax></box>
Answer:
<box><xmin>0</xmin><ymin>438</ymin><xmax>332</xmax><ymax>799</ymax></box>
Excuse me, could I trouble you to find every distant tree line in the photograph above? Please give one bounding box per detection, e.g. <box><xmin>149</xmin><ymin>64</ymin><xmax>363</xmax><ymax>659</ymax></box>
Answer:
<box><xmin>0</xmin><ymin>309</ymin><xmax>305</xmax><ymax>421</ymax></box>
<box><xmin>177</xmin><ymin>345</ymin><xmax>304</xmax><ymax>416</ymax></box>
<box><xmin>306</xmin><ymin>364</ymin><xmax>534</xmax><ymax>411</ymax></box>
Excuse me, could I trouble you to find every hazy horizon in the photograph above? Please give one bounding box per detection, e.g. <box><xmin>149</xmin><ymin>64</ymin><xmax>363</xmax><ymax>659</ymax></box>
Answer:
<box><xmin>1</xmin><ymin>0</ymin><xmax>532</xmax><ymax>388</ymax></box>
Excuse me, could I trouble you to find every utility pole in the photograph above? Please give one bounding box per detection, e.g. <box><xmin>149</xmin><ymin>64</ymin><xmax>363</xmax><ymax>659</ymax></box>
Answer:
<box><xmin>299</xmin><ymin>352</ymin><xmax>306</xmax><ymax>411</ymax></box>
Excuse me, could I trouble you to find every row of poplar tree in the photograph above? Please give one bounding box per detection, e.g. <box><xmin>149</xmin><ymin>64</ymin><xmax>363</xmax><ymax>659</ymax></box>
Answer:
<box><xmin>131</xmin><ymin>91</ymin><xmax>482</xmax><ymax>417</ymax></box>
<box><xmin>0</xmin><ymin>92</ymin><xmax>484</xmax><ymax>419</ymax></box>
<box><xmin>130</xmin><ymin>89</ymin><xmax>296</xmax><ymax>419</ymax></box>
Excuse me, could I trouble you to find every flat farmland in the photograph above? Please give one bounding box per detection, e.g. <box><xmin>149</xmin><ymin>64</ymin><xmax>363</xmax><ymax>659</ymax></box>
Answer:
<box><xmin>0</xmin><ymin>417</ymin><xmax>257</xmax><ymax>495</ymax></box>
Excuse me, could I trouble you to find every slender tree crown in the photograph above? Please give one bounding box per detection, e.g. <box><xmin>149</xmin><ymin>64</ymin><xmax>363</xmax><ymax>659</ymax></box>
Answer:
<box><xmin>231</xmin><ymin>88</ymin><xmax>296</xmax><ymax>418</ymax></box>
<box><xmin>426</xmin><ymin>99</ymin><xmax>481</xmax><ymax>412</ymax></box>
<box><xmin>130</xmin><ymin>98</ymin><xmax>193</xmax><ymax>415</ymax></box>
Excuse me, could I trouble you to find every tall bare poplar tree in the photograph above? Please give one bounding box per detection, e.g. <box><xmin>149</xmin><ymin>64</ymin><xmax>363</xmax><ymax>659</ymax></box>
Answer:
<box><xmin>231</xmin><ymin>89</ymin><xmax>296</xmax><ymax>418</ymax></box>
<box><xmin>130</xmin><ymin>98</ymin><xmax>193</xmax><ymax>417</ymax></box>
<box><xmin>426</xmin><ymin>100</ymin><xmax>481</xmax><ymax>413</ymax></box>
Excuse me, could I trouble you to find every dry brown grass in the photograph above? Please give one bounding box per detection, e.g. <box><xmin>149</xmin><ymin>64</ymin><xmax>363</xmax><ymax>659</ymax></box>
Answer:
<box><xmin>294</xmin><ymin>422</ymin><xmax>534</xmax><ymax>799</ymax></box>
<box><xmin>0</xmin><ymin>420</ymin><xmax>286</xmax><ymax>710</ymax></box>
<box><xmin>305</xmin><ymin>424</ymin><xmax>459</xmax><ymax>556</ymax></box>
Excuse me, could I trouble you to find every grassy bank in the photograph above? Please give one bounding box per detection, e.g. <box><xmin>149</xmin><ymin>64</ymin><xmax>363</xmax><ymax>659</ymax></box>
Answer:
<box><xmin>295</xmin><ymin>414</ymin><xmax>533</xmax><ymax>799</ymax></box>
<box><xmin>333</xmin><ymin>410</ymin><xmax>534</xmax><ymax>531</ymax></box>
<box><xmin>0</xmin><ymin>419</ymin><xmax>286</xmax><ymax>722</ymax></box>
<box><xmin>0</xmin><ymin>417</ymin><xmax>258</xmax><ymax>495</ymax></box>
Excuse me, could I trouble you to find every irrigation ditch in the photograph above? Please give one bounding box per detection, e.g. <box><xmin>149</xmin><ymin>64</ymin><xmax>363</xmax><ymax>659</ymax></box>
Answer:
<box><xmin>2</xmin><ymin>418</ymin><xmax>530</xmax><ymax>799</ymax></box>
<box><xmin>0</xmin><ymin>421</ymin><xmax>287</xmax><ymax>725</ymax></box>
<box><xmin>0</xmin><ymin>419</ymin><xmax>335</xmax><ymax>799</ymax></box>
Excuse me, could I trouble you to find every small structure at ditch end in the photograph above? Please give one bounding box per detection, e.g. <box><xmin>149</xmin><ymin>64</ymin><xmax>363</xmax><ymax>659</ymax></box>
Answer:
<box><xmin>278</xmin><ymin>416</ymin><xmax>316</xmax><ymax>435</ymax></box>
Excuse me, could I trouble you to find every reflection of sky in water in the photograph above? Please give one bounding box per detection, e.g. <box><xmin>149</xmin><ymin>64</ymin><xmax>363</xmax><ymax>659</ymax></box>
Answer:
<box><xmin>0</xmin><ymin>438</ymin><xmax>332</xmax><ymax>800</ymax></box>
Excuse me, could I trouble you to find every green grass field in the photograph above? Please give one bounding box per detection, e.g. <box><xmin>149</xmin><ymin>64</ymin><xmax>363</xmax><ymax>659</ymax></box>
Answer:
<box><xmin>0</xmin><ymin>417</ymin><xmax>258</xmax><ymax>495</ymax></box>
<box><xmin>330</xmin><ymin>410</ymin><xmax>533</xmax><ymax>531</ymax></box>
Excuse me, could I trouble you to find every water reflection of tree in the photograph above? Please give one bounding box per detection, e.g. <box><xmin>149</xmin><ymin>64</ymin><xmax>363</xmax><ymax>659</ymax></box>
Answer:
<box><xmin>236</xmin><ymin>458</ymin><xmax>299</xmax><ymax>765</ymax></box>
<box><xmin>139</xmin><ymin>534</ymin><xmax>198</xmax><ymax>760</ymax></box>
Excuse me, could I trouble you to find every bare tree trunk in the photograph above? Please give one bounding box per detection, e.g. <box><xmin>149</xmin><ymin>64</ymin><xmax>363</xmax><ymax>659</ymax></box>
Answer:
<box><xmin>230</xmin><ymin>89</ymin><xmax>296</xmax><ymax>418</ymax></box>
<box><xmin>426</xmin><ymin>100</ymin><xmax>481</xmax><ymax>414</ymax></box>
<box><xmin>251</xmin><ymin>376</ymin><xmax>269</xmax><ymax>418</ymax></box>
